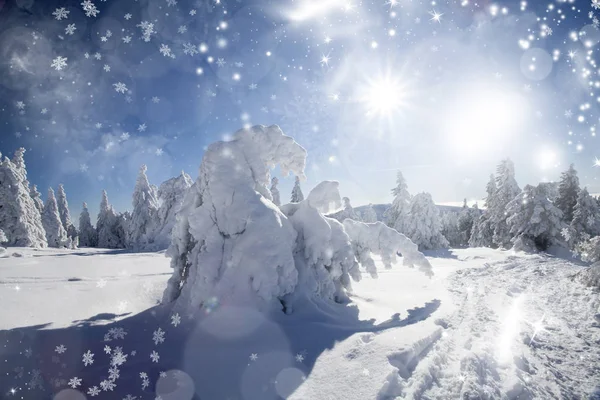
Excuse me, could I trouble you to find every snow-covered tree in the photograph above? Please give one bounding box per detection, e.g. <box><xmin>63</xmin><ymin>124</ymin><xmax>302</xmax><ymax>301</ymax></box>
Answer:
<box><xmin>328</xmin><ymin>197</ymin><xmax>360</xmax><ymax>222</ymax></box>
<box><xmin>154</xmin><ymin>172</ymin><xmax>193</xmax><ymax>249</ymax></box>
<box><xmin>291</xmin><ymin>175</ymin><xmax>304</xmax><ymax>203</ymax></box>
<box><xmin>491</xmin><ymin>159</ymin><xmax>521</xmax><ymax>248</ymax></box>
<box><xmin>0</xmin><ymin>229</ymin><xmax>7</xmax><ymax>243</ymax></box>
<box><xmin>162</xmin><ymin>125</ymin><xmax>432</xmax><ymax>313</ymax></box>
<box><xmin>78</xmin><ymin>202</ymin><xmax>97</xmax><ymax>247</ymax></box>
<box><xmin>128</xmin><ymin>165</ymin><xmax>160</xmax><ymax>250</ymax></box>
<box><xmin>361</xmin><ymin>203</ymin><xmax>378</xmax><ymax>223</ymax></box>
<box><xmin>457</xmin><ymin>199</ymin><xmax>475</xmax><ymax>246</ymax></box>
<box><xmin>270</xmin><ymin>177</ymin><xmax>281</xmax><ymax>206</ymax></box>
<box><xmin>469</xmin><ymin>176</ymin><xmax>497</xmax><ymax>247</ymax></box>
<box><xmin>506</xmin><ymin>183</ymin><xmax>565</xmax><ymax>251</ymax></box>
<box><xmin>441</xmin><ymin>212</ymin><xmax>462</xmax><ymax>248</ymax></box>
<box><xmin>555</xmin><ymin>164</ymin><xmax>580</xmax><ymax>224</ymax></box>
<box><xmin>404</xmin><ymin>192</ymin><xmax>448</xmax><ymax>250</ymax></box>
<box><xmin>0</xmin><ymin>149</ymin><xmax>47</xmax><ymax>247</ymax></box>
<box><xmin>384</xmin><ymin>171</ymin><xmax>411</xmax><ymax>233</ymax></box>
<box><xmin>56</xmin><ymin>184</ymin><xmax>78</xmax><ymax>241</ymax></box>
<box><xmin>115</xmin><ymin>212</ymin><xmax>129</xmax><ymax>249</ymax></box>
<box><xmin>30</xmin><ymin>184</ymin><xmax>44</xmax><ymax>214</ymax></box>
<box><xmin>42</xmin><ymin>188</ymin><xmax>68</xmax><ymax>248</ymax></box>
<box><xmin>569</xmin><ymin>187</ymin><xmax>600</xmax><ymax>246</ymax></box>
<box><xmin>97</xmin><ymin>190</ymin><xmax>125</xmax><ymax>249</ymax></box>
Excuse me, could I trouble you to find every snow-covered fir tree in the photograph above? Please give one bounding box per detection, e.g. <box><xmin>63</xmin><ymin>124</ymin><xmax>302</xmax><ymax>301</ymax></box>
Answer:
<box><xmin>361</xmin><ymin>203</ymin><xmax>378</xmax><ymax>223</ymax></box>
<box><xmin>555</xmin><ymin>164</ymin><xmax>580</xmax><ymax>224</ymax></box>
<box><xmin>491</xmin><ymin>159</ymin><xmax>521</xmax><ymax>248</ymax></box>
<box><xmin>30</xmin><ymin>184</ymin><xmax>44</xmax><ymax>214</ymax></box>
<box><xmin>457</xmin><ymin>199</ymin><xmax>475</xmax><ymax>246</ymax></box>
<box><xmin>0</xmin><ymin>149</ymin><xmax>47</xmax><ymax>247</ymax></box>
<box><xmin>328</xmin><ymin>197</ymin><xmax>360</xmax><ymax>222</ymax></box>
<box><xmin>115</xmin><ymin>212</ymin><xmax>129</xmax><ymax>249</ymax></box>
<box><xmin>56</xmin><ymin>184</ymin><xmax>78</xmax><ymax>241</ymax></box>
<box><xmin>404</xmin><ymin>192</ymin><xmax>448</xmax><ymax>250</ymax></box>
<box><xmin>97</xmin><ymin>190</ymin><xmax>125</xmax><ymax>249</ymax></box>
<box><xmin>506</xmin><ymin>183</ymin><xmax>565</xmax><ymax>251</ymax></box>
<box><xmin>569</xmin><ymin>187</ymin><xmax>600</xmax><ymax>247</ymax></box>
<box><xmin>128</xmin><ymin>165</ymin><xmax>160</xmax><ymax>250</ymax></box>
<box><xmin>270</xmin><ymin>176</ymin><xmax>281</xmax><ymax>206</ymax></box>
<box><xmin>0</xmin><ymin>229</ymin><xmax>7</xmax><ymax>244</ymax></box>
<box><xmin>441</xmin><ymin>212</ymin><xmax>462</xmax><ymax>248</ymax></box>
<box><xmin>469</xmin><ymin>175</ymin><xmax>497</xmax><ymax>247</ymax></box>
<box><xmin>291</xmin><ymin>175</ymin><xmax>304</xmax><ymax>203</ymax></box>
<box><xmin>154</xmin><ymin>172</ymin><xmax>193</xmax><ymax>249</ymax></box>
<box><xmin>42</xmin><ymin>188</ymin><xmax>68</xmax><ymax>248</ymax></box>
<box><xmin>384</xmin><ymin>171</ymin><xmax>411</xmax><ymax>233</ymax></box>
<box><xmin>78</xmin><ymin>202</ymin><xmax>97</xmax><ymax>247</ymax></box>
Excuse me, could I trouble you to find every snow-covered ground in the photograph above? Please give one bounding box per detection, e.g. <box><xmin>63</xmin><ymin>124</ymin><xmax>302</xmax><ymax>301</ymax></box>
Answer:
<box><xmin>0</xmin><ymin>247</ymin><xmax>598</xmax><ymax>399</ymax></box>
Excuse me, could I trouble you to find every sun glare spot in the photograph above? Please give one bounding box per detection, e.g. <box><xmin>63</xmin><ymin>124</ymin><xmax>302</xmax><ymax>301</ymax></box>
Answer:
<box><xmin>362</xmin><ymin>76</ymin><xmax>407</xmax><ymax>117</ymax></box>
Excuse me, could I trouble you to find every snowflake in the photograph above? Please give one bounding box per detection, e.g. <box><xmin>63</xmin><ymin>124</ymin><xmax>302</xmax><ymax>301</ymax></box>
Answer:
<box><xmin>159</xmin><ymin>371</ymin><xmax>167</xmax><ymax>378</ymax></box>
<box><xmin>100</xmin><ymin>379</ymin><xmax>116</xmax><ymax>391</ymax></box>
<box><xmin>51</xmin><ymin>56</ymin><xmax>68</xmax><ymax>71</ymax></box>
<box><xmin>103</xmin><ymin>64</ymin><xmax>111</xmax><ymax>72</ymax></box>
<box><xmin>68</xmin><ymin>377</ymin><xmax>82</xmax><ymax>388</ymax></box>
<box><xmin>137</xmin><ymin>21</ymin><xmax>156</xmax><ymax>42</ymax></box>
<box><xmin>84</xmin><ymin>52</ymin><xmax>90</xmax><ymax>59</ymax></box>
<box><xmin>108</xmin><ymin>366</ymin><xmax>120</xmax><ymax>381</ymax></box>
<box><xmin>55</xmin><ymin>344</ymin><xmax>67</xmax><ymax>354</ymax></box>
<box><xmin>150</xmin><ymin>350</ymin><xmax>160</xmax><ymax>363</ymax></box>
<box><xmin>131</xmin><ymin>350</ymin><xmax>137</xmax><ymax>356</ymax></box>
<box><xmin>295</xmin><ymin>353</ymin><xmax>304</xmax><ymax>362</ymax></box>
<box><xmin>166</xmin><ymin>0</ymin><xmax>177</xmax><ymax>6</ymax></box>
<box><xmin>80</xmin><ymin>163</ymin><xmax>88</xmax><ymax>172</ymax></box>
<box><xmin>594</xmin><ymin>0</ymin><xmax>600</xmax><ymax>10</ymax></box>
<box><xmin>178</xmin><ymin>25</ymin><xmax>187</xmax><ymax>34</ymax></box>
<box><xmin>137</xmin><ymin>123</ymin><xmax>147</xmax><ymax>132</ymax></box>
<box><xmin>41</xmin><ymin>108</ymin><xmax>48</xmax><ymax>114</ymax></box>
<box><xmin>65</xmin><ymin>24</ymin><xmax>76</xmax><ymax>35</ymax></box>
<box><xmin>114</xmin><ymin>82</ymin><xmax>128</xmax><ymax>94</ymax></box>
<box><xmin>29</xmin><ymin>370</ymin><xmax>43</xmax><ymax>389</ymax></box>
<box><xmin>565</xmin><ymin>109</ymin><xmax>573</xmax><ymax>118</ymax></box>
<box><xmin>139</xmin><ymin>372</ymin><xmax>148</xmax><ymax>379</ymax></box>
<box><xmin>159</xmin><ymin>44</ymin><xmax>172</xmax><ymax>57</ymax></box>
<box><xmin>88</xmin><ymin>386</ymin><xmax>100</xmax><ymax>396</ymax></box>
<box><xmin>106</xmin><ymin>29</ymin><xmax>112</xmax><ymax>38</ymax></box>
<box><xmin>104</xmin><ymin>345</ymin><xmax>112</xmax><ymax>354</ymax></box>
<box><xmin>120</xmin><ymin>132</ymin><xmax>130</xmax><ymax>140</ymax></box>
<box><xmin>183</xmin><ymin>42</ymin><xmax>198</xmax><ymax>56</ymax></box>
<box><xmin>153</xmin><ymin>327</ymin><xmax>166</xmax><ymax>345</ymax></box>
<box><xmin>155</xmin><ymin>148</ymin><xmax>164</xmax><ymax>156</ymax></box>
<box><xmin>190</xmin><ymin>9</ymin><xmax>197</xmax><ymax>15</ymax></box>
<box><xmin>15</xmin><ymin>132</ymin><xmax>22</xmax><ymax>138</ymax></box>
<box><xmin>142</xmin><ymin>377</ymin><xmax>150</xmax><ymax>389</ymax></box>
<box><xmin>122</xmin><ymin>36</ymin><xmax>132</xmax><ymax>43</ymax></box>
<box><xmin>81</xmin><ymin>0</ymin><xmax>100</xmax><ymax>17</ymax></box>
<box><xmin>234</xmin><ymin>61</ymin><xmax>244</xmax><ymax>68</ymax></box>
<box><xmin>53</xmin><ymin>7</ymin><xmax>70</xmax><ymax>20</ymax></box>
<box><xmin>82</xmin><ymin>350</ymin><xmax>94</xmax><ymax>366</ymax></box>
<box><xmin>111</xmin><ymin>350</ymin><xmax>128</xmax><ymax>366</ymax></box>
<box><xmin>249</xmin><ymin>353</ymin><xmax>258</xmax><ymax>361</ymax></box>
<box><xmin>124</xmin><ymin>13</ymin><xmax>132</xmax><ymax>20</ymax></box>
<box><xmin>541</xmin><ymin>25</ymin><xmax>552</xmax><ymax>36</ymax></box>
<box><xmin>104</xmin><ymin>333</ymin><xmax>112</xmax><ymax>342</ymax></box>
<box><xmin>249</xmin><ymin>83</ymin><xmax>258</xmax><ymax>90</ymax></box>
<box><xmin>95</xmin><ymin>122</ymin><xmax>102</xmax><ymax>129</ymax></box>
<box><xmin>561</xmin><ymin>227</ymin><xmax>572</xmax><ymax>242</ymax></box>
<box><xmin>123</xmin><ymin>395</ymin><xmax>137</xmax><ymax>400</ymax></box>
<box><xmin>171</xmin><ymin>313</ymin><xmax>181</xmax><ymax>327</ymax></box>
<box><xmin>216</xmin><ymin>57</ymin><xmax>226</xmax><ymax>67</ymax></box>
<box><xmin>94</xmin><ymin>52</ymin><xmax>102</xmax><ymax>60</ymax></box>
<box><xmin>97</xmin><ymin>278</ymin><xmax>107</xmax><ymax>287</ymax></box>
<box><xmin>151</xmin><ymin>96</ymin><xmax>160</xmax><ymax>103</ymax></box>
<box><xmin>101</xmin><ymin>36</ymin><xmax>108</xmax><ymax>42</ymax></box>
<box><xmin>16</xmin><ymin>101</ymin><xmax>25</xmax><ymax>109</ymax></box>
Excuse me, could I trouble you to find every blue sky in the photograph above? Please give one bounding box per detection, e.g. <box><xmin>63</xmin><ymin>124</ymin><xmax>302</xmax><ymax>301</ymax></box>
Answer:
<box><xmin>1</xmin><ymin>0</ymin><xmax>600</xmax><ymax>220</ymax></box>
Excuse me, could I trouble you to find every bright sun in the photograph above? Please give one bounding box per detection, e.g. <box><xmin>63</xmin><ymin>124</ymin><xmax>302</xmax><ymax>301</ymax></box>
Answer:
<box><xmin>361</xmin><ymin>75</ymin><xmax>408</xmax><ymax>118</ymax></box>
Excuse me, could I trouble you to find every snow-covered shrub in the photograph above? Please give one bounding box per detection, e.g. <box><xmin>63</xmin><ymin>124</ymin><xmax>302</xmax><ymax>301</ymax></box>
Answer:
<box><xmin>56</xmin><ymin>184</ymin><xmax>78</xmax><ymax>241</ymax></box>
<box><xmin>290</xmin><ymin>175</ymin><xmax>304</xmax><ymax>203</ymax></box>
<box><xmin>506</xmin><ymin>183</ymin><xmax>565</xmax><ymax>251</ymax></box>
<box><xmin>78</xmin><ymin>202</ymin><xmax>98</xmax><ymax>247</ymax></box>
<box><xmin>404</xmin><ymin>192</ymin><xmax>448</xmax><ymax>250</ymax></box>
<box><xmin>154</xmin><ymin>172</ymin><xmax>193</xmax><ymax>249</ymax></box>
<box><xmin>0</xmin><ymin>149</ymin><xmax>47</xmax><ymax>247</ymax></box>
<box><xmin>127</xmin><ymin>165</ymin><xmax>160</xmax><ymax>250</ymax></box>
<box><xmin>162</xmin><ymin>125</ymin><xmax>432</xmax><ymax>313</ymax></box>
<box><xmin>42</xmin><ymin>188</ymin><xmax>68</xmax><ymax>248</ymax></box>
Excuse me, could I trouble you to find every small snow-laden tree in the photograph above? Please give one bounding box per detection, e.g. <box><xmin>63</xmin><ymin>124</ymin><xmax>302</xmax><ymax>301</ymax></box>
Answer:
<box><xmin>270</xmin><ymin>177</ymin><xmax>281</xmax><ymax>206</ymax></box>
<box><xmin>78</xmin><ymin>202</ymin><xmax>97</xmax><ymax>247</ymax></box>
<box><xmin>491</xmin><ymin>159</ymin><xmax>521</xmax><ymax>248</ymax></box>
<box><xmin>327</xmin><ymin>197</ymin><xmax>361</xmax><ymax>222</ymax></box>
<box><xmin>97</xmin><ymin>190</ymin><xmax>125</xmax><ymax>249</ymax></box>
<box><xmin>154</xmin><ymin>172</ymin><xmax>193</xmax><ymax>249</ymax></box>
<box><xmin>506</xmin><ymin>183</ymin><xmax>565</xmax><ymax>252</ymax></box>
<box><xmin>0</xmin><ymin>149</ymin><xmax>47</xmax><ymax>247</ymax></box>
<box><xmin>457</xmin><ymin>199</ymin><xmax>475</xmax><ymax>246</ymax></box>
<box><xmin>568</xmin><ymin>187</ymin><xmax>600</xmax><ymax>247</ymax></box>
<box><xmin>291</xmin><ymin>175</ymin><xmax>304</xmax><ymax>203</ymax></box>
<box><xmin>30</xmin><ymin>184</ymin><xmax>44</xmax><ymax>214</ymax></box>
<box><xmin>555</xmin><ymin>164</ymin><xmax>580</xmax><ymax>224</ymax></box>
<box><xmin>56</xmin><ymin>184</ymin><xmax>78</xmax><ymax>241</ymax></box>
<box><xmin>361</xmin><ymin>204</ymin><xmax>378</xmax><ymax>223</ymax></box>
<box><xmin>128</xmin><ymin>165</ymin><xmax>160</xmax><ymax>250</ymax></box>
<box><xmin>468</xmin><ymin>213</ymin><xmax>494</xmax><ymax>247</ymax></box>
<box><xmin>0</xmin><ymin>229</ymin><xmax>7</xmax><ymax>243</ymax></box>
<box><xmin>42</xmin><ymin>188</ymin><xmax>68</xmax><ymax>248</ymax></box>
<box><xmin>384</xmin><ymin>171</ymin><xmax>411</xmax><ymax>233</ymax></box>
<box><xmin>404</xmin><ymin>192</ymin><xmax>448</xmax><ymax>250</ymax></box>
<box><xmin>441</xmin><ymin>212</ymin><xmax>462</xmax><ymax>248</ymax></box>
<box><xmin>115</xmin><ymin>212</ymin><xmax>129</xmax><ymax>249</ymax></box>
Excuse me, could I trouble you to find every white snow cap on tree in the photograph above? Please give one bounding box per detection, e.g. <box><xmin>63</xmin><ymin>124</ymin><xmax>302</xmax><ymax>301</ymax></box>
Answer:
<box><xmin>270</xmin><ymin>176</ymin><xmax>281</xmax><ymax>206</ymax></box>
<box><xmin>384</xmin><ymin>171</ymin><xmax>411</xmax><ymax>233</ymax></box>
<box><xmin>78</xmin><ymin>202</ymin><xmax>98</xmax><ymax>247</ymax></box>
<box><xmin>291</xmin><ymin>175</ymin><xmax>304</xmax><ymax>203</ymax></box>
<box><xmin>30</xmin><ymin>184</ymin><xmax>44</xmax><ymax>214</ymax></box>
<box><xmin>56</xmin><ymin>184</ymin><xmax>77</xmax><ymax>240</ymax></box>
<box><xmin>404</xmin><ymin>192</ymin><xmax>448</xmax><ymax>250</ymax></box>
<box><xmin>556</xmin><ymin>164</ymin><xmax>580</xmax><ymax>224</ymax></box>
<box><xmin>154</xmin><ymin>171</ymin><xmax>193</xmax><ymax>249</ymax></box>
<box><xmin>42</xmin><ymin>188</ymin><xmax>68</xmax><ymax>248</ymax></box>
<box><xmin>162</xmin><ymin>125</ymin><xmax>431</xmax><ymax>313</ymax></box>
<box><xmin>128</xmin><ymin>165</ymin><xmax>160</xmax><ymax>250</ymax></box>
<box><xmin>0</xmin><ymin>149</ymin><xmax>47</xmax><ymax>247</ymax></box>
<box><xmin>569</xmin><ymin>187</ymin><xmax>600</xmax><ymax>246</ymax></box>
<box><xmin>328</xmin><ymin>196</ymin><xmax>361</xmax><ymax>222</ymax></box>
<box><xmin>491</xmin><ymin>159</ymin><xmax>521</xmax><ymax>248</ymax></box>
<box><xmin>506</xmin><ymin>183</ymin><xmax>565</xmax><ymax>251</ymax></box>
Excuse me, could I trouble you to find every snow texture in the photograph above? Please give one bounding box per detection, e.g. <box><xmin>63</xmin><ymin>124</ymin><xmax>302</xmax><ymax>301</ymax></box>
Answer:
<box><xmin>154</xmin><ymin>171</ymin><xmax>193</xmax><ymax>249</ymax></box>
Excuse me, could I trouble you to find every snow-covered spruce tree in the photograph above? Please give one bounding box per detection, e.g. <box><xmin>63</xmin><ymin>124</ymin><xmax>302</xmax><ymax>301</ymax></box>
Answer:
<box><xmin>97</xmin><ymin>190</ymin><xmax>125</xmax><ymax>249</ymax></box>
<box><xmin>78</xmin><ymin>202</ymin><xmax>97</xmax><ymax>247</ymax></box>
<box><xmin>154</xmin><ymin>172</ymin><xmax>193</xmax><ymax>249</ymax></box>
<box><xmin>270</xmin><ymin>176</ymin><xmax>281</xmax><ymax>206</ymax></box>
<box><xmin>0</xmin><ymin>229</ymin><xmax>7</xmax><ymax>244</ymax></box>
<box><xmin>555</xmin><ymin>164</ymin><xmax>580</xmax><ymax>224</ymax></box>
<box><xmin>328</xmin><ymin>197</ymin><xmax>361</xmax><ymax>222</ymax></box>
<box><xmin>56</xmin><ymin>184</ymin><xmax>78</xmax><ymax>241</ymax></box>
<box><xmin>291</xmin><ymin>175</ymin><xmax>304</xmax><ymax>203</ymax></box>
<box><xmin>404</xmin><ymin>192</ymin><xmax>449</xmax><ymax>250</ymax></box>
<box><xmin>115</xmin><ymin>212</ymin><xmax>129</xmax><ymax>249</ymax></box>
<box><xmin>128</xmin><ymin>165</ymin><xmax>160</xmax><ymax>250</ymax></box>
<box><xmin>441</xmin><ymin>212</ymin><xmax>462</xmax><ymax>248</ymax></box>
<box><xmin>384</xmin><ymin>171</ymin><xmax>411</xmax><ymax>233</ymax></box>
<box><xmin>457</xmin><ymin>199</ymin><xmax>475</xmax><ymax>246</ymax></box>
<box><xmin>506</xmin><ymin>183</ymin><xmax>565</xmax><ymax>251</ymax></box>
<box><xmin>162</xmin><ymin>125</ymin><xmax>431</xmax><ymax>312</ymax></box>
<box><xmin>42</xmin><ymin>188</ymin><xmax>68</xmax><ymax>248</ymax></box>
<box><xmin>491</xmin><ymin>159</ymin><xmax>521</xmax><ymax>248</ymax></box>
<box><xmin>361</xmin><ymin>203</ymin><xmax>378</xmax><ymax>223</ymax></box>
<box><xmin>0</xmin><ymin>149</ymin><xmax>47</xmax><ymax>247</ymax></box>
<box><xmin>569</xmin><ymin>187</ymin><xmax>600</xmax><ymax>247</ymax></box>
<box><xmin>30</xmin><ymin>184</ymin><xmax>44</xmax><ymax>214</ymax></box>
<box><xmin>469</xmin><ymin>175</ymin><xmax>497</xmax><ymax>247</ymax></box>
